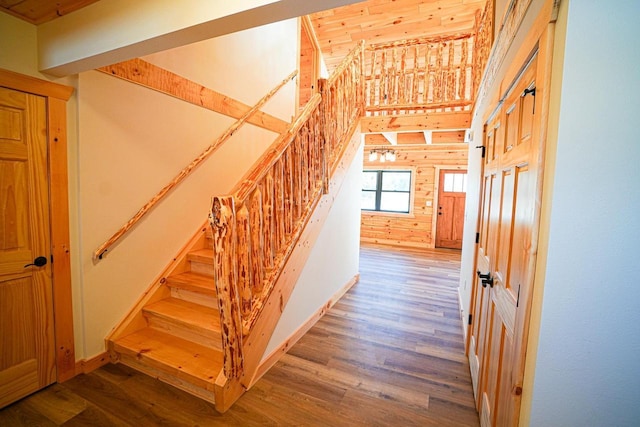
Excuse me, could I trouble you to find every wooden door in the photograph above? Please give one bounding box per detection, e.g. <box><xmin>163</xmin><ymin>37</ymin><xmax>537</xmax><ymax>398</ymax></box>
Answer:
<box><xmin>467</xmin><ymin>49</ymin><xmax>544</xmax><ymax>427</ymax></box>
<box><xmin>435</xmin><ymin>169</ymin><xmax>467</xmax><ymax>249</ymax></box>
<box><xmin>0</xmin><ymin>87</ymin><xmax>55</xmax><ymax>408</ymax></box>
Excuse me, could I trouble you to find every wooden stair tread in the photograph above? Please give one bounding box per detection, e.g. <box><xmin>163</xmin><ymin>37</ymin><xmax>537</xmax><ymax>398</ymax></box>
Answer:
<box><xmin>143</xmin><ymin>297</ymin><xmax>220</xmax><ymax>333</ymax></box>
<box><xmin>165</xmin><ymin>272</ymin><xmax>216</xmax><ymax>295</ymax></box>
<box><xmin>187</xmin><ymin>248</ymin><xmax>214</xmax><ymax>264</ymax></box>
<box><xmin>113</xmin><ymin>328</ymin><xmax>222</xmax><ymax>387</ymax></box>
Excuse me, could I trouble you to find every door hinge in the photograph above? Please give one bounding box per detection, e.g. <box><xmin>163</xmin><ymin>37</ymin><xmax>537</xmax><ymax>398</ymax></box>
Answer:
<box><xmin>524</xmin><ymin>86</ymin><xmax>536</xmax><ymax>114</ymax></box>
<box><xmin>468</xmin><ymin>314</ymin><xmax>473</xmax><ymax>325</ymax></box>
<box><xmin>475</xmin><ymin>232</ymin><xmax>480</xmax><ymax>244</ymax></box>
<box><xmin>50</xmin><ymin>254</ymin><xmax>54</xmax><ymax>264</ymax></box>
<box><xmin>475</xmin><ymin>145</ymin><xmax>486</xmax><ymax>158</ymax></box>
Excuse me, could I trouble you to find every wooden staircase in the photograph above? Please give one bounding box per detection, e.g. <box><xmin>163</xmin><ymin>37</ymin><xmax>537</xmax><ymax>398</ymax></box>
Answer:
<box><xmin>107</xmin><ymin>229</ymin><xmax>226</xmax><ymax>405</ymax></box>
<box><xmin>106</xmin><ymin>42</ymin><xmax>365</xmax><ymax>413</ymax></box>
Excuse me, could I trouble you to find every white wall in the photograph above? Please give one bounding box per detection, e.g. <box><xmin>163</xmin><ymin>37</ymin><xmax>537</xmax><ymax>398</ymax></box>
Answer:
<box><xmin>529</xmin><ymin>1</ymin><xmax>640</xmax><ymax>425</ymax></box>
<box><xmin>0</xmin><ymin>13</ymin><xmax>40</xmax><ymax>78</ymax></box>
<box><xmin>76</xmin><ymin>19</ymin><xmax>298</xmax><ymax>358</ymax></box>
<box><xmin>265</xmin><ymin>135</ymin><xmax>363</xmax><ymax>356</ymax></box>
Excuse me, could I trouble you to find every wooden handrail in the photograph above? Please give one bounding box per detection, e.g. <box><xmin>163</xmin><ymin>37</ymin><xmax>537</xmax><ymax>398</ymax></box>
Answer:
<box><xmin>365</xmin><ymin>100</ymin><xmax>473</xmax><ymax>112</ymax></box>
<box><xmin>210</xmin><ymin>43</ymin><xmax>365</xmax><ymax>381</ymax></box>
<box><xmin>234</xmin><ymin>93</ymin><xmax>322</xmax><ymax>203</ymax></box>
<box><xmin>93</xmin><ymin>70</ymin><xmax>298</xmax><ymax>261</ymax></box>
<box><xmin>364</xmin><ymin>34</ymin><xmax>474</xmax><ymax>113</ymax></box>
<box><xmin>367</xmin><ymin>33</ymin><xmax>472</xmax><ymax>50</ymax></box>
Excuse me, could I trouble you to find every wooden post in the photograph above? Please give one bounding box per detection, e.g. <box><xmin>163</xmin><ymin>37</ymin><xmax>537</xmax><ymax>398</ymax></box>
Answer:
<box><xmin>292</xmin><ymin>135</ymin><xmax>303</xmax><ymax>220</ymax></box>
<box><xmin>447</xmin><ymin>42</ymin><xmax>455</xmax><ymax>103</ymax></box>
<box><xmin>435</xmin><ymin>42</ymin><xmax>443</xmax><ymax>102</ymax></box>
<box><xmin>318</xmin><ymin>79</ymin><xmax>330</xmax><ymax>194</ymax></box>
<box><xmin>262</xmin><ymin>172</ymin><xmax>274</xmax><ymax>270</ymax></box>
<box><xmin>273</xmin><ymin>159</ymin><xmax>285</xmax><ymax>250</ymax></box>
<box><xmin>412</xmin><ymin>45</ymin><xmax>419</xmax><ymax>104</ymax></box>
<box><xmin>235</xmin><ymin>203</ymin><xmax>252</xmax><ymax>322</ymax></box>
<box><xmin>369</xmin><ymin>49</ymin><xmax>377</xmax><ymax>107</ymax></box>
<box><xmin>425</xmin><ymin>44</ymin><xmax>432</xmax><ymax>104</ymax></box>
<box><xmin>460</xmin><ymin>38</ymin><xmax>468</xmax><ymax>101</ymax></box>
<box><xmin>249</xmin><ymin>189</ymin><xmax>264</xmax><ymax>297</ymax></box>
<box><xmin>210</xmin><ymin>196</ymin><xmax>243</xmax><ymax>379</ymax></box>
<box><xmin>282</xmin><ymin>149</ymin><xmax>293</xmax><ymax>238</ymax></box>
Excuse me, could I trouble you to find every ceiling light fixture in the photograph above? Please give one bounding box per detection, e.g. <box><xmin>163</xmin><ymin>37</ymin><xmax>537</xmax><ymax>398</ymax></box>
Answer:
<box><xmin>368</xmin><ymin>148</ymin><xmax>396</xmax><ymax>163</ymax></box>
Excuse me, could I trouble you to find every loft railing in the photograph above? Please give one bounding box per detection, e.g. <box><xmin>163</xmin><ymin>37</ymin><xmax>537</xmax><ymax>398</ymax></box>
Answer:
<box><xmin>364</xmin><ymin>34</ymin><xmax>475</xmax><ymax>114</ymax></box>
<box><xmin>92</xmin><ymin>71</ymin><xmax>297</xmax><ymax>261</ymax></box>
<box><xmin>210</xmin><ymin>42</ymin><xmax>364</xmax><ymax>381</ymax></box>
<box><xmin>472</xmin><ymin>0</ymin><xmax>495</xmax><ymax>101</ymax></box>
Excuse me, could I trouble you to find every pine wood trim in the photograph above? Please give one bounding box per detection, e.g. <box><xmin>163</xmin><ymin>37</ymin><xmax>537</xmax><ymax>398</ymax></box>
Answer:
<box><xmin>0</xmin><ymin>68</ymin><xmax>73</xmax><ymax>100</ymax></box>
<box><xmin>48</xmin><ymin>97</ymin><xmax>76</xmax><ymax>382</ymax></box>
<box><xmin>431</xmin><ymin>165</ymin><xmax>468</xmax><ymax>249</ymax></box>
<box><xmin>361</xmin><ymin>111</ymin><xmax>471</xmax><ymax>133</ymax></box>
<box><xmin>0</xmin><ymin>68</ymin><xmax>76</xmax><ymax>382</ymax></box>
<box><xmin>97</xmin><ymin>58</ymin><xmax>290</xmax><ymax>134</ymax></box>
<box><xmin>75</xmin><ymin>352</ymin><xmax>110</xmax><ymax>375</ymax></box>
<box><xmin>94</xmin><ymin>70</ymin><xmax>296</xmax><ymax>261</ymax></box>
<box><xmin>251</xmin><ymin>274</ymin><xmax>359</xmax><ymax>386</ymax></box>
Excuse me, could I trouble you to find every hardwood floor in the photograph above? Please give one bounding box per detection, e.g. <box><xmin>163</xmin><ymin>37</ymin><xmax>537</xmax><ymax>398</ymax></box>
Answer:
<box><xmin>0</xmin><ymin>244</ymin><xmax>479</xmax><ymax>426</ymax></box>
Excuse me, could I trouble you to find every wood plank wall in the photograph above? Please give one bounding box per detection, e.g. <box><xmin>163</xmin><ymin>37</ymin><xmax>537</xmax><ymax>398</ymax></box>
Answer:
<box><xmin>299</xmin><ymin>18</ymin><xmax>316</xmax><ymax>108</ymax></box>
<box><xmin>361</xmin><ymin>134</ymin><xmax>467</xmax><ymax>249</ymax></box>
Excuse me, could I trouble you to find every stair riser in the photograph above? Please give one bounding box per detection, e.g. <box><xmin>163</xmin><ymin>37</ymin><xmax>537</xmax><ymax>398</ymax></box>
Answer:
<box><xmin>190</xmin><ymin>261</ymin><xmax>214</xmax><ymax>277</ymax></box>
<box><xmin>145</xmin><ymin>316</ymin><xmax>222</xmax><ymax>351</ymax></box>
<box><xmin>114</xmin><ymin>353</ymin><xmax>217</xmax><ymax>401</ymax></box>
<box><xmin>170</xmin><ymin>287</ymin><xmax>218</xmax><ymax>309</ymax></box>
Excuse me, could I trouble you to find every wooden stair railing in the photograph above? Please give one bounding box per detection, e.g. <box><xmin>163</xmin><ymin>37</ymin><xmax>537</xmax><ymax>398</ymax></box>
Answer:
<box><xmin>106</xmin><ymin>24</ymin><xmax>496</xmax><ymax>413</ymax></box>
<box><xmin>93</xmin><ymin>70</ymin><xmax>298</xmax><ymax>261</ymax></box>
<box><xmin>364</xmin><ymin>34</ymin><xmax>475</xmax><ymax>115</ymax></box>
<box><xmin>210</xmin><ymin>41</ymin><xmax>364</xmax><ymax>389</ymax></box>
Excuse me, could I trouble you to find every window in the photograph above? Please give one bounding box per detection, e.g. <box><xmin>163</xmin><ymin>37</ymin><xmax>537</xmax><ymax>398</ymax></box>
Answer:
<box><xmin>362</xmin><ymin>170</ymin><xmax>411</xmax><ymax>213</ymax></box>
<box><xmin>442</xmin><ymin>172</ymin><xmax>467</xmax><ymax>193</ymax></box>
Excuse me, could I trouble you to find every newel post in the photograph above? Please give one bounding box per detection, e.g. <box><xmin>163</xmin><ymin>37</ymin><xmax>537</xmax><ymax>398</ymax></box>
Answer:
<box><xmin>210</xmin><ymin>196</ymin><xmax>244</xmax><ymax>379</ymax></box>
<box><xmin>359</xmin><ymin>39</ymin><xmax>366</xmax><ymax>113</ymax></box>
<box><xmin>318</xmin><ymin>78</ymin><xmax>330</xmax><ymax>194</ymax></box>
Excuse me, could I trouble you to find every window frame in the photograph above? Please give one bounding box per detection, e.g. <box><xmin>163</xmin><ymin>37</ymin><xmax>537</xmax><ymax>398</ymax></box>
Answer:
<box><xmin>361</xmin><ymin>169</ymin><xmax>413</xmax><ymax>214</ymax></box>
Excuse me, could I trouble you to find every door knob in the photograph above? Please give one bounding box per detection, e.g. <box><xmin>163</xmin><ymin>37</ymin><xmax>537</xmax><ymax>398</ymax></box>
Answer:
<box><xmin>24</xmin><ymin>256</ymin><xmax>48</xmax><ymax>268</ymax></box>
<box><xmin>477</xmin><ymin>270</ymin><xmax>494</xmax><ymax>288</ymax></box>
<box><xmin>477</xmin><ymin>270</ymin><xmax>490</xmax><ymax>279</ymax></box>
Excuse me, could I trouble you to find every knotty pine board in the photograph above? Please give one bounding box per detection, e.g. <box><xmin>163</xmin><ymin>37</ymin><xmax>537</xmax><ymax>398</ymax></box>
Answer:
<box><xmin>361</xmin><ymin>140</ymin><xmax>468</xmax><ymax>249</ymax></box>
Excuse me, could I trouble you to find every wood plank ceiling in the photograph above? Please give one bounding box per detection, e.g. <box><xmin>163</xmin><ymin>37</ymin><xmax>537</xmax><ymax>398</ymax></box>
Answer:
<box><xmin>0</xmin><ymin>0</ymin><xmax>100</xmax><ymax>25</ymax></box>
<box><xmin>2</xmin><ymin>0</ymin><xmax>483</xmax><ymax>145</ymax></box>
<box><xmin>309</xmin><ymin>0</ymin><xmax>486</xmax><ymax>72</ymax></box>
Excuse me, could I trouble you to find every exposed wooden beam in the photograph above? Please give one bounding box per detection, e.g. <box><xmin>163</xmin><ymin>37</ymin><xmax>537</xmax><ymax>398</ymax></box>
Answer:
<box><xmin>97</xmin><ymin>58</ymin><xmax>289</xmax><ymax>134</ymax></box>
<box><xmin>423</xmin><ymin>130</ymin><xmax>433</xmax><ymax>144</ymax></box>
<box><xmin>37</xmin><ymin>0</ymin><xmax>363</xmax><ymax>76</ymax></box>
<box><xmin>381</xmin><ymin>132</ymin><xmax>397</xmax><ymax>145</ymax></box>
<box><xmin>361</xmin><ymin>112</ymin><xmax>471</xmax><ymax>133</ymax></box>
